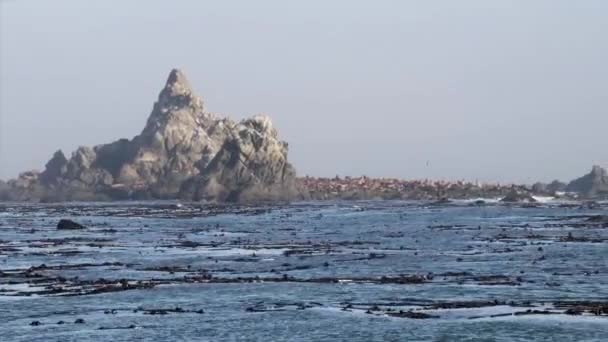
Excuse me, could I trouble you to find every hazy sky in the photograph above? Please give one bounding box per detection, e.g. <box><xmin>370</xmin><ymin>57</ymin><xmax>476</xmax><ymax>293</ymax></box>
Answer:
<box><xmin>1</xmin><ymin>0</ymin><xmax>607</xmax><ymax>183</ymax></box>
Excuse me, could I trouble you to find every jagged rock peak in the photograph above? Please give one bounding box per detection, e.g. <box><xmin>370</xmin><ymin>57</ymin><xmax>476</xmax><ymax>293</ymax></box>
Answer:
<box><xmin>156</xmin><ymin>68</ymin><xmax>204</xmax><ymax>112</ymax></box>
<box><xmin>49</xmin><ymin>150</ymin><xmax>68</xmax><ymax>165</ymax></box>
<box><xmin>164</xmin><ymin>68</ymin><xmax>193</xmax><ymax>97</ymax></box>
<box><xmin>40</xmin><ymin>150</ymin><xmax>68</xmax><ymax>184</ymax></box>
<box><xmin>143</xmin><ymin>69</ymin><xmax>208</xmax><ymax>137</ymax></box>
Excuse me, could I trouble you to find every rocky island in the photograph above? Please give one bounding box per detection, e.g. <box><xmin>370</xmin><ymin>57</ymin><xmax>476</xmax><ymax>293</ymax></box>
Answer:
<box><xmin>0</xmin><ymin>69</ymin><xmax>299</xmax><ymax>203</ymax></box>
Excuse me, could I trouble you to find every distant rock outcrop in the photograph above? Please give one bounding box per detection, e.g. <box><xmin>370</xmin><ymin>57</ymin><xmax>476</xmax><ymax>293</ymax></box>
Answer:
<box><xmin>1</xmin><ymin>69</ymin><xmax>299</xmax><ymax>203</ymax></box>
<box><xmin>566</xmin><ymin>165</ymin><xmax>608</xmax><ymax>198</ymax></box>
<box><xmin>500</xmin><ymin>189</ymin><xmax>537</xmax><ymax>203</ymax></box>
<box><xmin>531</xmin><ymin>180</ymin><xmax>567</xmax><ymax>195</ymax></box>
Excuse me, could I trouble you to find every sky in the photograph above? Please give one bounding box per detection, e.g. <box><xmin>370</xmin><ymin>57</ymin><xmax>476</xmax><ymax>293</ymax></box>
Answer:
<box><xmin>1</xmin><ymin>0</ymin><xmax>607</xmax><ymax>183</ymax></box>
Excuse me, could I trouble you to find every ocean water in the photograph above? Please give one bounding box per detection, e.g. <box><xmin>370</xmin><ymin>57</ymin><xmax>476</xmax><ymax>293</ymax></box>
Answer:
<box><xmin>1</xmin><ymin>201</ymin><xmax>607</xmax><ymax>341</ymax></box>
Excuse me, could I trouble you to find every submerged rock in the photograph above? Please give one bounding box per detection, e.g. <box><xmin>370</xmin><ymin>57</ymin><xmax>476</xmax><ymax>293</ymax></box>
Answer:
<box><xmin>57</xmin><ymin>219</ymin><xmax>86</xmax><ymax>230</ymax></box>
<box><xmin>2</xmin><ymin>69</ymin><xmax>299</xmax><ymax>203</ymax></box>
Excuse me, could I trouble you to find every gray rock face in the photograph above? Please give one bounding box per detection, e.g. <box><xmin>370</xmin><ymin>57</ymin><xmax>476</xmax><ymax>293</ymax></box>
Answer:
<box><xmin>531</xmin><ymin>180</ymin><xmax>567</xmax><ymax>195</ymax></box>
<box><xmin>40</xmin><ymin>150</ymin><xmax>68</xmax><ymax>184</ymax></box>
<box><xmin>2</xmin><ymin>69</ymin><xmax>298</xmax><ymax>203</ymax></box>
<box><xmin>179</xmin><ymin>115</ymin><xmax>298</xmax><ymax>202</ymax></box>
<box><xmin>547</xmin><ymin>180</ymin><xmax>567</xmax><ymax>194</ymax></box>
<box><xmin>566</xmin><ymin>165</ymin><xmax>608</xmax><ymax>198</ymax></box>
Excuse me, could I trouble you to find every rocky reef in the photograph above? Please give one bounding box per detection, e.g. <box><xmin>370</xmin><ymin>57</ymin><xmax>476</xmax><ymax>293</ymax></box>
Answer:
<box><xmin>0</xmin><ymin>69</ymin><xmax>299</xmax><ymax>203</ymax></box>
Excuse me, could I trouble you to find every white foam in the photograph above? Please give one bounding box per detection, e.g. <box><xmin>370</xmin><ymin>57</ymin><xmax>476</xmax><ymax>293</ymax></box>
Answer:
<box><xmin>531</xmin><ymin>196</ymin><xmax>557</xmax><ymax>203</ymax></box>
<box><xmin>452</xmin><ymin>198</ymin><xmax>502</xmax><ymax>204</ymax></box>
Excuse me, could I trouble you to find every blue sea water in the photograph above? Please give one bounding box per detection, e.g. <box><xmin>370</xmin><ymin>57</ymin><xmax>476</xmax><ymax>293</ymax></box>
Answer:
<box><xmin>1</xmin><ymin>201</ymin><xmax>607</xmax><ymax>341</ymax></box>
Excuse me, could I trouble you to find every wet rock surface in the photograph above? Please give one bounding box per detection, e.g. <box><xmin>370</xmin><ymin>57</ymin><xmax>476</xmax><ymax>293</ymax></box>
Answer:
<box><xmin>1</xmin><ymin>200</ymin><xmax>608</xmax><ymax>341</ymax></box>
